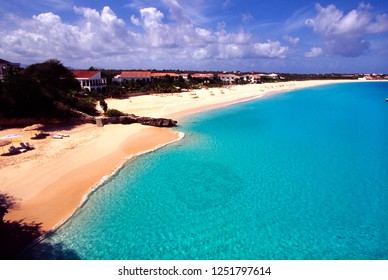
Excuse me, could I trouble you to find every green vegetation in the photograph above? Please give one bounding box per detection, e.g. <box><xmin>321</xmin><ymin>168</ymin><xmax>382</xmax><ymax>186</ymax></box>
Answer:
<box><xmin>105</xmin><ymin>108</ymin><xmax>126</xmax><ymax>117</ymax></box>
<box><xmin>99</xmin><ymin>99</ymin><xmax>108</xmax><ymax>113</ymax></box>
<box><xmin>107</xmin><ymin>74</ymin><xmax>224</xmax><ymax>97</ymax></box>
<box><xmin>0</xmin><ymin>59</ymin><xmax>98</xmax><ymax>118</ymax></box>
<box><xmin>0</xmin><ymin>58</ymin><xmax>362</xmax><ymax>119</ymax></box>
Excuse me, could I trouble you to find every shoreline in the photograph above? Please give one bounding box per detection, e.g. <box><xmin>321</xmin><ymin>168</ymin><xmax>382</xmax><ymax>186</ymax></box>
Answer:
<box><xmin>46</xmin><ymin>130</ymin><xmax>185</xmax><ymax>237</ymax></box>
<box><xmin>1</xmin><ymin>125</ymin><xmax>182</xmax><ymax>232</ymax></box>
<box><xmin>0</xmin><ymin>79</ymin><xmax>364</xmax><ymax>234</ymax></box>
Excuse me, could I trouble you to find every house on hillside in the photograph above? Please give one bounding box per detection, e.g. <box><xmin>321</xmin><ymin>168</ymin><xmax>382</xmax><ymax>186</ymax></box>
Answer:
<box><xmin>0</xmin><ymin>58</ymin><xmax>21</xmax><ymax>80</ymax></box>
<box><xmin>218</xmin><ymin>73</ymin><xmax>240</xmax><ymax>84</ymax></box>
<box><xmin>72</xmin><ymin>70</ymin><xmax>107</xmax><ymax>92</ymax></box>
<box><xmin>113</xmin><ymin>71</ymin><xmax>152</xmax><ymax>83</ymax></box>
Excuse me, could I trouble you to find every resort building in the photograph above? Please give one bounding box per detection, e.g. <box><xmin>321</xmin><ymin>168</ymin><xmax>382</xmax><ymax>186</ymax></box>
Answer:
<box><xmin>179</xmin><ymin>73</ymin><xmax>189</xmax><ymax>80</ymax></box>
<box><xmin>242</xmin><ymin>74</ymin><xmax>261</xmax><ymax>84</ymax></box>
<box><xmin>72</xmin><ymin>70</ymin><xmax>107</xmax><ymax>92</ymax></box>
<box><xmin>259</xmin><ymin>73</ymin><xmax>279</xmax><ymax>80</ymax></box>
<box><xmin>0</xmin><ymin>58</ymin><xmax>21</xmax><ymax>81</ymax></box>
<box><xmin>191</xmin><ymin>73</ymin><xmax>215</xmax><ymax>80</ymax></box>
<box><xmin>151</xmin><ymin>72</ymin><xmax>181</xmax><ymax>81</ymax></box>
<box><xmin>112</xmin><ymin>71</ymin><xmax>218</xmax><ymax>84</ymax></box>
<box><xmin>113</xmin><ymin>71</ymin><xmax>152</xmax><ymax>83</ymax></box>
<box><xmin>218</xmin><ymin>73</ymin><xmax>240</xmax><ymax>84</ymax></box>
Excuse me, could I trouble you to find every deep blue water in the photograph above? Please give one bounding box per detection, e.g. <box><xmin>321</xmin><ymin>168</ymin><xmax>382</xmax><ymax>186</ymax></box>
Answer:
<box><xmin>25</xmin><ymin>82</ymin><xmax>388</xmax><ymax>260</ymax></box>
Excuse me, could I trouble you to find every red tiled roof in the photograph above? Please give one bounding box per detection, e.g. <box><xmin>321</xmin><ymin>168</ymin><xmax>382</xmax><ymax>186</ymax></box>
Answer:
<box><xmin>151</xmin><ymin>72</ymin><xmax>180</xmax><ymax>77</ymax></box>
<box><xmin>192</xmin><ymin>73</ymin><xmax>214</xmax><ymax>78</ymax></box>
<box><xmin>72</xmin><ymin>70</ymin><xmax>100</xmax><ymax>79</ymax></box>
<box><xmin>121</xmin><ymin>71</ymin><xmax>151</xmax><ymax>77</ymax></box>
<box><xmin>218</xmin><ymin>73</ymin><xmax>239</xmax><ymax>77</ymax></box>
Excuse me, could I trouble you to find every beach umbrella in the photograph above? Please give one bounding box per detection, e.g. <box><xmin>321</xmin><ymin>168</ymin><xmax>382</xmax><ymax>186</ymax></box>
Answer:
<box><xmin>0</xmin><ymin>139</ymin><xmax>11</xmax><ymax>154</ymax></box>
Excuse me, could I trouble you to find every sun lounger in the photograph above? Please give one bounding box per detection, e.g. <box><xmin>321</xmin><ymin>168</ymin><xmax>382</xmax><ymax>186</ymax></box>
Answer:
<box><xmin>9</xmin><ymin>146</ymin><xmax>26</xmax><ymax>154</ymax></box>
<box><xmin>9</xmin><ymin>146</ymin><xmax>20</xmax><ymax>154</ymax></box>
<box><xmin>20</xmin><ymin>142</ymin><xmax>35</xmax><ymax>150</ymax></box>
<box><xmin>25</xmin><ymin>142</ymin><xmax>35</xmax><ymax>149</ymax></box>
<box><xmin>32</xmin><ymin>133</ymin><xmax>47</xmax><ymax>139</ymax></box>
<box><xmin>20</xmin><ymin>142</ymin><xmax>29</xmax><ymax>150</ymax></box>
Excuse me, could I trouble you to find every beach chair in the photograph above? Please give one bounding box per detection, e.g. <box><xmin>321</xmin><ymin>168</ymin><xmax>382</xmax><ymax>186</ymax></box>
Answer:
<box><xmin>32</xmin><ymin>132</ymin><xmax>47</xmax><ymax>139</ymax></box>
<box><xmin>20</xmin><ymin>142</ymin><xmax>34</xmax><ymax>150</ymax></box>
<box><xmin>9</xmin><ymin>146</ymin><xmax>26</xmax><ymax>154</ymax></box>
<box><xmin>25</xmin><ymin>142</ymin><xmax>35</xmax><ymax>150</ymax></box>
<box><xmin>20</xmin><ymin>142</ymin><xmax>29</xmax><ymax>150</ymax></box>
<box><xmin>9</xmin><ymin>146</ymin><xmax>20</xmax><ymax>154</ymax></box>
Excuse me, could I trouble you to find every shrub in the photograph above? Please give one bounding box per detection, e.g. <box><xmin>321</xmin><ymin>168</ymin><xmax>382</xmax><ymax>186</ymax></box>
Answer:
<box><xmin>105</xmin><ymin>109</ymin><xmax>126</xmax><ymax>117</ymax></box>
<box><xmin>99</xmin><ymin>99</ymin><xmax>108</xmax><ymax>113</ymax></box>
<box><xmin>74</xmin><ymin>98</ymin><xmax>99</xmax><ymax>116</ymax></box>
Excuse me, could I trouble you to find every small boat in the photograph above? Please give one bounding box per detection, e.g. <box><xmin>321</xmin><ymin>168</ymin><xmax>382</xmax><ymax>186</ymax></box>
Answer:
<box><xmin>386</xmin><ymin>98</ymin><xmax>388</xmax><ymax>102</ymax></box>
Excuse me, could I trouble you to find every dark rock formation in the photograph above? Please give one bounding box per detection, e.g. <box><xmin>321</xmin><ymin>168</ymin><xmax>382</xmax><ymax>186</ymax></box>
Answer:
<box><xmin>101</xmin><ymin>114</ymin><xmax>177</xmax><ymax>127</ymax></box>
<box><xmin>136</xmin><ymin>117</ymin><xmax>177</xmax><ymax>127</ymax></box>
<box><xmin>0</xmin><ymin>114</ymin><xmax>177</xmax><ymax>129</ymax></box>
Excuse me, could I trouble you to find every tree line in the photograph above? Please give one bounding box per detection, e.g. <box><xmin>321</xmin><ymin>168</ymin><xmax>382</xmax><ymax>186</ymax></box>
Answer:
<box><xmin>0</xmin><ymin>59</ymin><xmax>100</xmax><ymax>118</ymax></box>
<box><xmin>105</xmin><ymin>73</ymin><xmax>224</xmax><ymax>97</ymax></box>
<box><xmin>0</xmin><ymin>60</ymin><xmax>223</xmax><ymax>118</ymax></box>
<box><xmin>0</xmin><ymin>59</ymin><xmax>361</xmax><ymax>119</ymax></box>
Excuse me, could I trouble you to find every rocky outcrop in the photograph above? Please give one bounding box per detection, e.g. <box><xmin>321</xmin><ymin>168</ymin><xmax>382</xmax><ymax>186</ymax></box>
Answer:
<box><xmin>135</xmin><ymin>117</ymin><xmax>177</xmax><ymax>127</ymax></box>
<box><xmin>101</xmin><ymin>114</ymin><xmax>177</xmax><ymax>127</ymax></box>
<box><xmin>0</xmin><ymin>114</ymin><xmax>177</xmax><ymax>129</ymax></box>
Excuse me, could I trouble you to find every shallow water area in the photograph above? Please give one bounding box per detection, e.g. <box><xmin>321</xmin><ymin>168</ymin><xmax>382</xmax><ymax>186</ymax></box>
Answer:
<box><xmin>25</xmin><ymin>82</ymin><xmax>388</xmax><ymax>259</ymax></box>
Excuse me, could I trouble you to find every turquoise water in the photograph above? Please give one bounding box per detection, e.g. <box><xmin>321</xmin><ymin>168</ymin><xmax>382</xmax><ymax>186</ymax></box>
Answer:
<box><xmin>25</xmin><ymin>82</ymin><xmax>388</xmax><ymax>259</ymax></box>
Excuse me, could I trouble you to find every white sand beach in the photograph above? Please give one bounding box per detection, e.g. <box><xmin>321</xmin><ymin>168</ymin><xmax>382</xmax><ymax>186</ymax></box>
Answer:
<box><xmin>0</xmin><ymin>80</ymin><xmax>358</xmax><ymax>231</ymax></box>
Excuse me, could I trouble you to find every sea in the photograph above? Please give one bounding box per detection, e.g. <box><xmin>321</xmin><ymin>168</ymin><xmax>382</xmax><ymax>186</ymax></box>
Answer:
<box><xmin>24</xmin><ymin>82</ymin><xmax>388</xmax><ymax>260</ymax></box>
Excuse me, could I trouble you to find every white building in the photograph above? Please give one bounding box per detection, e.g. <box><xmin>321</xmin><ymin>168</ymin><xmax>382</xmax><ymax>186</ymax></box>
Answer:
<box><xmin>218</xmin><ymin>73</ymin><xmax>240</xmax><ymax>84</ymax></box>
<box><xmin>191</xmin><ymin>73</ymin><xmax>214</xmax><ymax>80</ymax></box>
<box><xmin>113</xmin><ymin>71</ymin><xmax>152</xmax><ymax>83</ymax></box>
<box><xmin>151</xmin><ymin>72</ymin><xmax>180</xmax><ymax>81</ymax></box>
<box><xmin>72</xmin><ymin>70</ymin><xmax>107</xmax><ymax>92</ymax></box>
<box><xmin>242</xmin><ymin>74</ymin><xmax>261</xmax><ymax>84</ymax></box>
<box><xmin>259</xmin><ymin>73</ymin><xmax>279</xmax><ymax>79</ymax></box>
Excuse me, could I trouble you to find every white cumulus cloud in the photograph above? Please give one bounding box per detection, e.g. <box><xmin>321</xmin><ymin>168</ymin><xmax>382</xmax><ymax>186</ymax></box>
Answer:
<box><xmin>130</xmin><ymin>15</ymin><xmax>141</xmax><ymax>26</ymax></box>
<box><xmin>253</xmin><ymin>40</ymin><xmax>288</xmax><ymax>58</ymax></box>
<box><xmin>283</xmin><ymin>35</ymin><xmax>300</xmax><ymax>45</ymax></box>
<box><xmin>305</xmin><ymin>3</ymin><xmax>388</xmax><ymax>57</ymax></box>
<box><xmin>304</xmin><ymin>47</ymin><xmax>323</xmax><ymax>58</ymax></box>
<box><xmin>0</xmin><ymin>4</ymin><xmax>290</xmax><ymax>68</ymax></box>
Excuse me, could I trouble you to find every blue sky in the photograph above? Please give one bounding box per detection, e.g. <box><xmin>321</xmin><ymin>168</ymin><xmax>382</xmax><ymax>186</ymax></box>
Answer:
<box><xmin>1</xmin><ymin>0</ymin><xmax>387</xmax><ymax>73</ymax></box>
